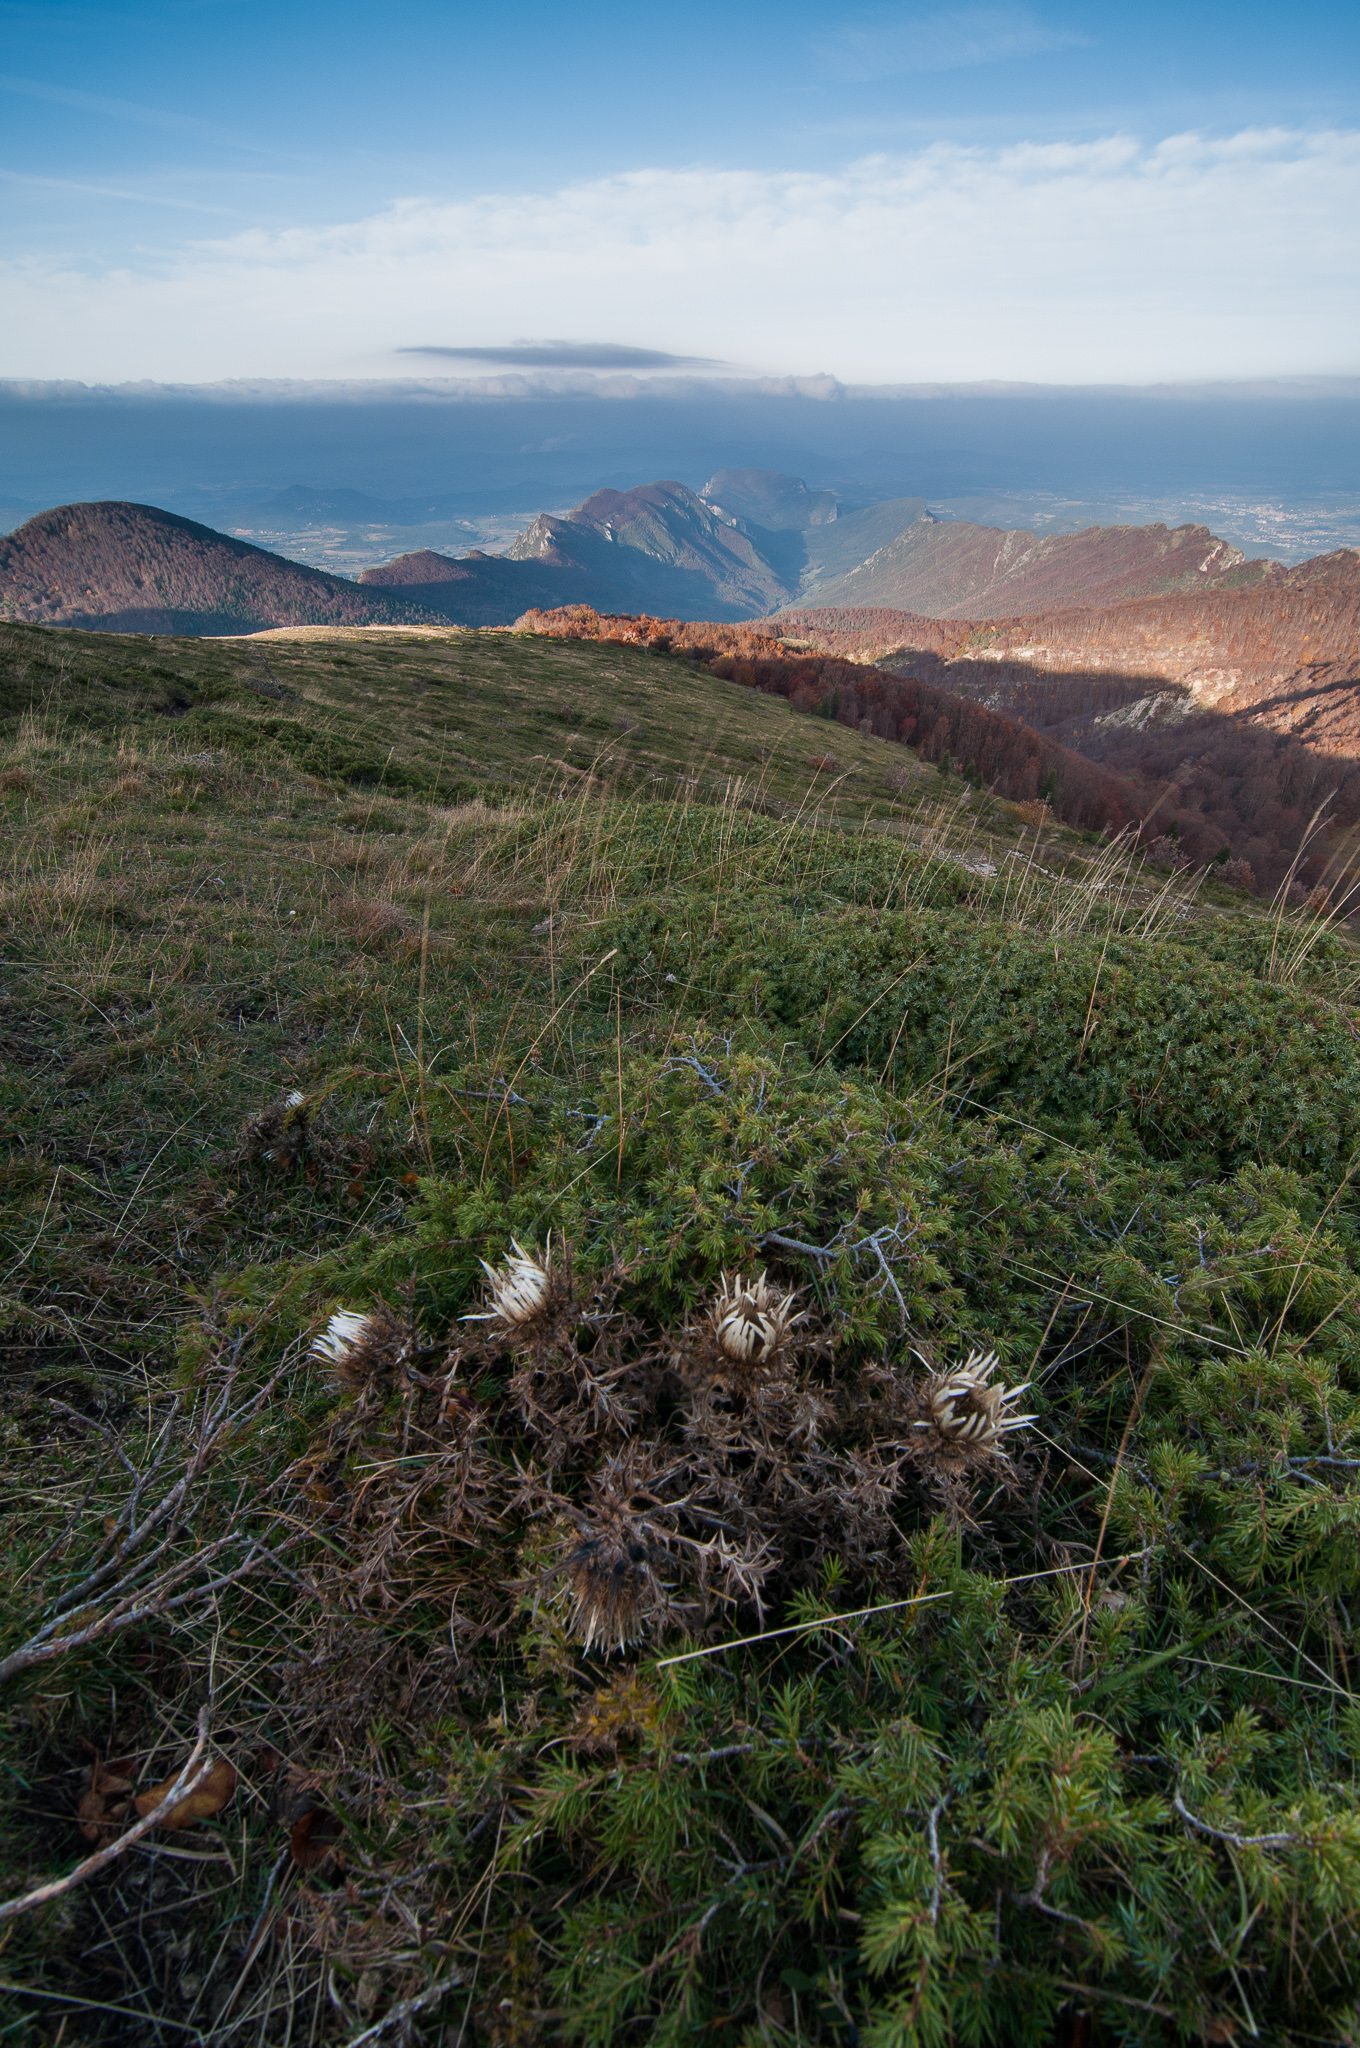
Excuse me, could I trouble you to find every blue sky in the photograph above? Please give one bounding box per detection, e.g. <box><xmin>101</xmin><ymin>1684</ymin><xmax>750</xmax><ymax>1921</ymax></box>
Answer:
<box><xmin>2</xmin><ymin>0</ymin><xmax>1358</xmax><ymax>383</ymax></box>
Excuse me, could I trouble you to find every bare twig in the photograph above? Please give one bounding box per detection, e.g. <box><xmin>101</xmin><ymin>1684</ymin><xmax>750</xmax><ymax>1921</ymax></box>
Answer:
<box><xmin>0</xmin><ymin>1336</ymin><xmax>296</xmax><ymax>1687</ymax></box>
<box><xmin>760</xmin><ymin>1231</ymin><xmax>836</xmax><ymax>1261</ymax></box>
<box><xmin>1173</xmin><ymin>1792</ymin><xmax>1298</xmax><ymax>1850</ymax></box>
<box><xmin>344</xmin><ymin>1970</ymin><xmax>467</xmax><ymax>2047</ymax></box>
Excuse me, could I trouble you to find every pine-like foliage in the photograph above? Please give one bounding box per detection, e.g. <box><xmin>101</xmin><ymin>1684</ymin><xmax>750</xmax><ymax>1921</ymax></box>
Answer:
<box><xmin>258</xmin><ymin>970</ymin><xmax>1360</xmax><ymax>2044</ymax></box>
<box><xmin>13</xmin><ymin>751</ymin><xmax>1360</xmax><ymax>2046</ymax></box>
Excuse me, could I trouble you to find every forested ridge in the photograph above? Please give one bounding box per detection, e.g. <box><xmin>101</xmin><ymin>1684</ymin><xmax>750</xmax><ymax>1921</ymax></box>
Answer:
<box><xmin>516</xmin><ymin>604</ymin><xmax>1360</xmax><ymax>890</ymax></box>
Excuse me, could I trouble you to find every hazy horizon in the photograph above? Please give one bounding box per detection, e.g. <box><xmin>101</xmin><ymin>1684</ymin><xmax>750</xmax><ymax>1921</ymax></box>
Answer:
<box><xmin>3</xmin><ymin>373</ymin><xmax>1359</xmax><ymax>568</ymax></box>
<box><xmin>6</xmin><ymin>0</ymin><xmax>1358</xmax><ymax>566</ymax></box>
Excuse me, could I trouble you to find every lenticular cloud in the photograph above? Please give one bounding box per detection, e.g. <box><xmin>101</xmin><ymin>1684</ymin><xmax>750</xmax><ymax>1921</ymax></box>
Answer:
<box><xmin>4</xmin><ymin>127</ymin><xmax>1358</xmax><ymax>384</ymax></box>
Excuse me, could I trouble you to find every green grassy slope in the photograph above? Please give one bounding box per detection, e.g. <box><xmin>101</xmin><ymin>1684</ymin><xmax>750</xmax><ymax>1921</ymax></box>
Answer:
<box><xmin>0</xmin><ymin>620</ymin><xmax>953</xmax><ymax>1385</ymax></box>
<box><xmin>3</xmin><ymin>620</ymin><xmax>1360</xmax><ymax>2046</ymax></box>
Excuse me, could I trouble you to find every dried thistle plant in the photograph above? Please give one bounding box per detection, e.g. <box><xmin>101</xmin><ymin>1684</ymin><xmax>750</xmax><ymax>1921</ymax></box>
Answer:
<box><xmin>520</xmin><ymin>1442</ymin><xmax>785</xmax><ymax>1655</ymax></box>
<box><xmin>469</xmin><ymin>1237</ymin><xmax>561</xmax><ymax>1333</ymax></box>
<box><xmin>461</xmin><ymin>1244</ymin><xmax>650</xmax><ymax>1465</ymax></box>
<box><xmin>917</xmin><ymin>1349</ymin><xmax>1036</xmax><ymax>1457</ymax></box>
<box><xmin>841</xmin><ymin>1345</ymin><xmax>1041</xmax><ymax>1528</ymax></box>
<box><xmin>309</xmin><ymin>1302</ymin><xmax>413</xmax><ymax>1395</ymax></box>
<box><xmin>667</xmin><ymin>1269</ymin><xmax>832</xmax><ymax>1472</ymax></box>
<box><xmin>709</xmin><ymin>1270</ymin><xmax>805</xmax><ymax>1374</ymax></box>
<box><xmin>292</xmin><ymin>1341</ymin><xmax>510</xmax><ymax>1649</ymax></box>
<box><xmin>562</xmin><ymin>1516</ymin><xmax>664</xmax><ymax>1654</ymax></box>
<box><xmin>239</xmin><ymin>1088</ymin><xmax>310</xmax><ymax>1172</ymax></box>
<box><xmin>286</xmin><ymin>1234</ymin><xmax>1047</xmax><ymax>1685</ymax></box>
<box><xmin>436</xmin><ymin>1357</ymin><xmax>480</xmax><ymax>1432</ymax></box>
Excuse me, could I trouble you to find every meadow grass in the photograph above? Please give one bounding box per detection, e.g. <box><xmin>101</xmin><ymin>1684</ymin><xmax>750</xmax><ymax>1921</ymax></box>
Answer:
<box><xmin>3</xmin><ymin>622</ymin><xmax>1360</xmax><ymax>2045</ymax></box>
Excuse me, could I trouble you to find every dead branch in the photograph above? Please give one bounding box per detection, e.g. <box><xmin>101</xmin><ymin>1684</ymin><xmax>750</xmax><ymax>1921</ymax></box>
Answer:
<box><xmin>0</xmin><ymin>1331</ymin><xmax>297</xmax><ymax>1687</ymax></box>
<box><xmin>0</xmin><ymin>1707</ymin><xmax>214</xmax><ymax>1926</ymax></box>
<box><xmin>343</xmin><ymin>1967</ymin><xmax>467</xmax><ymax>2045</ymax></box>
<box><xmin>1173</xmin><ymin>1791</ymin><xmax>1299</xmax><ymax>1850</ymax></box>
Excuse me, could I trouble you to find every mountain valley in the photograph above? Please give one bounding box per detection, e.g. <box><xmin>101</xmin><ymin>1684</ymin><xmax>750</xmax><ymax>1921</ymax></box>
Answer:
<box><xmin>3</xmin><ymin>481</ymin><xmax>1358</xmax><ymax>902</ymax></box>
<box><xmin>1</xmin><ymin>471</ymin><xmax>1302</xmax><ymax>636</ymax></box>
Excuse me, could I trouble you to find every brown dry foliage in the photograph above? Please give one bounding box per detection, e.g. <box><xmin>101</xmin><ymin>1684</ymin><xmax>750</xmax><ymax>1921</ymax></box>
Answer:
<box><xmin>335</xmin><ymin>894</ymin><xmax>408</xmax><ymax>948</ymax></box>
<box><xmin>283</xmin><ymin>1251</ymin><xmax>1032</xmax><ymax>1703</ymax></box>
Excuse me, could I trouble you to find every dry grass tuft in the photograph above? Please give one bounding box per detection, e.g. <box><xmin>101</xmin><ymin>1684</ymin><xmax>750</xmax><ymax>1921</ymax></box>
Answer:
<box><xmin>335</xmin><ymin>893</ymin><xmax>408</xmax><ymax>947</ymax></box>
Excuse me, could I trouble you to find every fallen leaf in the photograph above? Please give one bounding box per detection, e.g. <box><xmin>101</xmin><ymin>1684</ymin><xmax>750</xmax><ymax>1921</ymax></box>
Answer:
<box><xmin>77</xmin><ymin>1789</ymin><xmax>114</xmax><ymax>1843</ymax></box>
<box><xmin>135</xmin><ymin>1756</ymin><xmax>237</xmax><ymax>1829</ymax></box>
<box><xmin>290</xmin><ymin>1803</ymin><xmax>343</xmax><ymax>1870</ymax></box>
<box><xmin>77</xmin><ymin>1756</ymin><xmax>139</xmax><ymax>1840</ymax></box>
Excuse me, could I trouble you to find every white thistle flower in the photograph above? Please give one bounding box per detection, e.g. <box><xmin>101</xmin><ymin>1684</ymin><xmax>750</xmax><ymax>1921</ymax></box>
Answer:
<box><xmin>310</xmin><ymin>1309</ymin><xmax>379</xmax><ymax>1369</ymax></box>
<box><xmin>309</xmin><ymin>1303</ymin><xmax>410</xmax><ymax>1390</ymax></box>
<box><xmin>470</xmin><ymin>1238</ymin><xmax>554</xmax><ymax>1328</ymax></box>
<box><xmin>284</xmin><ymin>1090</ymin><xmax>306</xmax><ymax>1110</ymax></box>
<box><xmin>710</xmin><ymin>1270</ymin><xmax>802</xmax><ymax>1368</ymax></box>
<box><xmin>919</xmin><ymin>1349</ymin><xmax>1036</xmax><ymax>1453</ymax></box>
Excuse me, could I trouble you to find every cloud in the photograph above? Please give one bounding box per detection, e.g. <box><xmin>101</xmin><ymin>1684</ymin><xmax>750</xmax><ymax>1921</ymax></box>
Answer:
<box><xmin>400</xmin><ymin>342</ymin><xmax>727</xmax><ymax>369</ymax></box>
<box><xmin>4</xmin><ymin>127</ymin><xmax>1358</xmax><ymax>386</ymax></box>
<box><xmin>814</xmin><ymin>7</ymin><xmax>1086</xmax><ymax>82</ymax></box>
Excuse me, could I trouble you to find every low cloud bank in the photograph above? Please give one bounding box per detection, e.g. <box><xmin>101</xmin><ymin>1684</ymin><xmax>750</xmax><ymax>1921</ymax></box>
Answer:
<box><xmin>3</xmin><ymin>128</ymin><xmax>1358</xmax><ymax>385</ymax></box>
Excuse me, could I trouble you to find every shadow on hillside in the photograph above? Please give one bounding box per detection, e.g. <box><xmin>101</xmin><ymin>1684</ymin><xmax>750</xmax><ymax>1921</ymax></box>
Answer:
<box><xmin>60</xmin><ymin>608</ymin><xmax>265</xmax><ymax>636</ymax></box>
<box><xmin>364</xmin><ymin>547</ymin><xmax>781</xmax><ymax>629</ymax></box>
<box><xmin>887</xmin><ymin>648</ymin><xmax>1360</xmax><ymax>893</ymax></box>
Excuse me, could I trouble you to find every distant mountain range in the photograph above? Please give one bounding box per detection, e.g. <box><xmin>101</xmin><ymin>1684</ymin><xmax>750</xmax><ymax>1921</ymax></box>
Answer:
<box><xmin>5</xmin><ymin>488</ymin><xmax>1360</xmax><ymax>904</ymax></box>
<box><xmin>360</xmin><ymin>480</ymin><xmax>794</xmax><ymax>623</ymax></box>
<box><xmin>0</xmin><ymin>502</ymin><xmax>448</xmax><ymax>635</ymax></box>
<box><xmin>0</xmin><ymin>472</ymin><xmax>1303</xmax><ymax>638</ymax></box>
<box><xmin>794</xmin><ymin>513</ymin><xmax>1273</xmax><ymax>615</ymax></box>
<box><xmin>777</xmin><ymin>548</ymin><xmax>1360</xmax><ymax>711</ymax></box>
<box><xmin>358</xmin><ymin>471</ymin><xmax>1278</xmax><ymax>627</ymax></box>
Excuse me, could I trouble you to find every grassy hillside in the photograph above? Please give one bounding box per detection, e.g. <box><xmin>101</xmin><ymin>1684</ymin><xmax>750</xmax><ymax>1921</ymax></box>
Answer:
<box><xmin>4</xmin><ymin>619</ymin><xmax>1360</xmax><ymax>2045</ymax></box>
<box><xmin>0</xmin><ymin>504</ymin><xmax>451</xmax><ymax>635</ymax></box>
